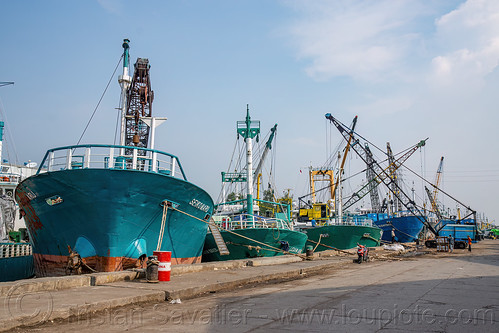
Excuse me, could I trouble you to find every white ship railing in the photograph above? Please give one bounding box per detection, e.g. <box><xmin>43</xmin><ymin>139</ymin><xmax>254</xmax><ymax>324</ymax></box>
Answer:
<box><xmin>38</xmin><ymin>144</ymin><xmax>187</xmax><ymax>181</ymax></box>
<box><xmin>327</xmin><ymin>214</ymin><xmax>374</xmax><ymax>227</ymax></box>
<box><xmin>0</xmin><ymin>243</ymin><xmax>32</xmax><ymax>258</ymax></box>
<box><xmin>212</xmin><ymin>214</ymin><xmax>293</xmax><ymax>230</ymax></box>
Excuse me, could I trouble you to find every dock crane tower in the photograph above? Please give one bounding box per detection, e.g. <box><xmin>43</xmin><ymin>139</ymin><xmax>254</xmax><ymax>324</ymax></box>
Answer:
<box><xmin>119</xmin><ymin>39</ymin><xmax>154</xmax><ymax>157</ymax></box>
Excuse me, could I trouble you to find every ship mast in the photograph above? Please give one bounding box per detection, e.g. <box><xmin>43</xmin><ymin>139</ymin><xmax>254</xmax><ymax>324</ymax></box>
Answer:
<box><xmin>237</xmin><ymin>105</ymin><xmax>260</xmax><ymax>220</ymax></box>
<box><xmin>117</xmin><ymin>39</ymin><xmax>166</xmax><ymax>169</ymax></box>
<box><xmin>118</xmin><ymin>39</ymin><xmax>132</xmax><ymax>150</ymax></box>
<box><xmin>0</xmin><ymin>82</ymin><xmax>14</xmax><ymax>168</ymax></box>
<box><xmin>118</xmin><ymin>39</ymin><xmax>156</xmax><ymax>157</ymax></box>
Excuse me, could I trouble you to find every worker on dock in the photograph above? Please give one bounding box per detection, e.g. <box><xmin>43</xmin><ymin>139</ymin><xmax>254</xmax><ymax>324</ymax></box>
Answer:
<box><xmin>448</xmin><ymin>235</ymin><xmax>454</xmax><ymax>253</ymax></box>
<box><xmin>391</xmin><ymin>228</ymin><xmax>396</xmax><ymax>243</ymax></box>
<box><xmin>467</xmin><ymin>235</ymin><xmax>472</xmax><ymax>252</ymax></box>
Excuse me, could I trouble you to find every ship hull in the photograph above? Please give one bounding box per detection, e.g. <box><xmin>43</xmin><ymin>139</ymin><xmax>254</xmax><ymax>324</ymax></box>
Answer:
<box><xmin>0</xmin><ymin>242</ymin><xmax>35</xmax><ymax>282</ymax></box>
<box><xmin>372</xmin><ymin>215</ymin><xmax>424</xmax><ymax>243</ymax></box>
<box><xmin>15</xmin><ymin>169</ymin><xmax>214</xmax><ymax>277</ymax></box>
<box><xmin>202</xmin><ymin>228</ymin><xmax>308</xmax><ymax>262</ymax></box>
<box><xmin>303</xmin><ymin>225</ymin><xmax>382</xmax><ymax>251</ymax></box>
<box><xmin>0</xmin><ymin>256</ymin><xmax>34</xmax><ymax>282</ymax></box>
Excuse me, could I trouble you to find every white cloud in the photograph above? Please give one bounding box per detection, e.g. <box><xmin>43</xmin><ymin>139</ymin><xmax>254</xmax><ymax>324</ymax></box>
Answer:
<box><xmin>430</xmin><ymin>0</ymin><xmax>499</xmax><ymax>86</ymax></box>
<box><xmin>349</xmin><ymin>95</ymin><xmax>415</xmax><ymax>117</ymax></box>
<box><xmin>284</xmin><ymin>0</ymin><xmax>427</xmax><ymax>81</ymax></box>
<box><xmin>284</xmin><ymin>0</ymin><xmax>499</xmax><ymax>85</ymax></box>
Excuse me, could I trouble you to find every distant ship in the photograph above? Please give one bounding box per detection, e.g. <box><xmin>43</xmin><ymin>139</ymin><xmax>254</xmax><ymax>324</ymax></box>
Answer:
<box><xmin>15</xmin><ymin>39</ymin><xmax>214</xmax><ymax>276</ymax></box>
<box><xmin>368</xmin><ymin>213</ymin><xmax>424</xmax><ymax>243</ymax></box>
<box><xmin>0</xmin><ymin>120</ymin><xmax>36</xmax><ymax>281</ymax></box>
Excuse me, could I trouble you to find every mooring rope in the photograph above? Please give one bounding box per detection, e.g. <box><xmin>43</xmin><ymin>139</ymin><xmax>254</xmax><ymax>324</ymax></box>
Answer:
<box><xmin>157</xmin><ymin>201</ymin><xmax>168</xmax><ymax>251</ymax></box>
<box><xmin>171</xmin><ymin>206</ymin><xmax>307</xmax><ymax>259</ymax></box>
<box><xmin>305</xmin><ymin>238</ymin><xmax>353</xmax><ymax>255</ymax></box>
<box><xmin>312</xmin><ymin>234</ymin><xmax>323</xmax><ymax>252</ymax></box>
<box><xmin>272</xmin><ymin>227</ymin><xmax>281</xmax><ymax>240</ymax></box>
<box><xmin>389</xmin><ymin>223</ymin><xmax>417</xmax><ymax>240</ymax></box>
<box><xmin>361</xmin><ymin>234</ymin><xmax>382</xmax><ymax>245</ymax></box>
<box><xmin>230</xmin><ymin>242</ymin><xmax>291</xmax><ymax>255</ymax></box>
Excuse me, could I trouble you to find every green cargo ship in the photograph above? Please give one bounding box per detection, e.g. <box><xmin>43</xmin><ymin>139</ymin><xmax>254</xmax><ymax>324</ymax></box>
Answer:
<box><xmin>203</xmin><ymin>213</ymin><xmax>307</xmax><ymax>261</ymax></box>
<box><xmin>301</xmin><ymin>216</ymin><xmax>382</xmax><ymax>251</ymax></box>
<box><xmin>202</xmin><ymin>107</ymin><xmax>307</xmax><ymax>261</ymax></box>
<box><xmin>297</xmin><ymin>114</ymin><xmax>382</xmax><ymax>252</ymax></box>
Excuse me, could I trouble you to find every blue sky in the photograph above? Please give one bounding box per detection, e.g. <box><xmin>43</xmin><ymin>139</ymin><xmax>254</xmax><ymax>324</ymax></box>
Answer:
<box><xmin>1</xmin><ymin>0</ymin><xmax>498</xmax><ymax>224</ymax></box>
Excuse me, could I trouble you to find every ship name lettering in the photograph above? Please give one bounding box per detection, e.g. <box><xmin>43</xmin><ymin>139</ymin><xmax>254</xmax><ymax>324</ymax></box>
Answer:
<box><xmin>189</xmin><ymin>199</ymin><xmax>210</xmax><ymax>212</ymax></box>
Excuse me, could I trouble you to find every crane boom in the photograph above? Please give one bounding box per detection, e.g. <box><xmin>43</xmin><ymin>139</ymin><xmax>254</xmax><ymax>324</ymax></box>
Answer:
<box><xmin>386</xmin><ymin>142</ymin><xmax>402</xmax><ymax>212</ymax></box>
<box><xmin>329</xmin><ymin>115</ymin><xmax>357</xmax><ymax>202</ymax></box>
<box><xmin>343</xmin><ymin>140</ymin><xmax>425</xmax><ymax>211</ymax></box>
<box><xmin>326</xmin><ymin>114</ymin><xmax>439</xmax><ymax>236</ymax></box>
<box><xmin>432</xmin><ymin>156</ymin><xmax>444</xmax><ymax>204</ymax></box>
<box><xmin>365</xmin><ymin>144</ymin><xmax>382</xmax><ymax>212</ymax></box>
<box><xmin>425</xmin><ymin>186</ymin><xmax>443</xmax><ymax>221</ymax></box>
<box><xmin>253</xmin><ymin>124</ymin><xmax>277</xmax><ymax>185</ymax></box>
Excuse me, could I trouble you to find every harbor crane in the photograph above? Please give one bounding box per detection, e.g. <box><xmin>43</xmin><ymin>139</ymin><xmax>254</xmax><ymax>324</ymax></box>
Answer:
<box><xmin>325</xmin><ymin>114</ymin><xmax>426</xmax><ymax>212</ymax></box>
<box><xmin>386</xmin><ymin>142</ymin><xmax>402</xmax><ymax>212</ymax></box>
<box><xmin>430</xmin><ymin>157</ymin><xmax>444</xmax><ymax>214</ymax></box>
<box><xmin>365</xmin><ymin>144</ymin><xmax>383</xmax><ymax>213</ymax></box>
<box><xmin>325</xmin><ymin>113</ymin><xmax>439</xmax><ymax>236</ymax></box>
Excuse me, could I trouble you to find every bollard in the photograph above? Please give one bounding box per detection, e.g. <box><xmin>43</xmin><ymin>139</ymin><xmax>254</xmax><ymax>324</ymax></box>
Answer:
<box><xmin>146</xmin><ymin>255</ymin><xmax>159</xmax><ymax>283</ymax></box>
<box><xmin>306</xmin><ymin>245</ymin><xmax>314</xmax><ymax>259</ymax></box>
<box><xmin>153</xmin><ymin>251</ymin><xmax>171</xmax><ymax>281</ymax></box>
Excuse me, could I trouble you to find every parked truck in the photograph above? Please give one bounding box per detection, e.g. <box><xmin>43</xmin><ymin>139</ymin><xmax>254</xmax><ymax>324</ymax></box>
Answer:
<box><xmin>424</xmin><ymin>219</ymin><xmax>477</xmax><ymax>249</ymax></box>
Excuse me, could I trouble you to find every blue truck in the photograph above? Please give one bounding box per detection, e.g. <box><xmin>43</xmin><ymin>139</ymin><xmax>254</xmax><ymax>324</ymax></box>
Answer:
<box><xmin>425</xmin><ymin>219</ymin><xmax>477</xmax><ymax>249</ymax></box>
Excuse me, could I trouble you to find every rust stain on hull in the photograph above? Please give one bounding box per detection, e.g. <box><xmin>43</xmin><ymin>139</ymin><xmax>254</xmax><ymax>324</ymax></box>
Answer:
<box><xmin>33</xmin><ymin>253</ymin><xmax>201</xmax><ymax>277</ymax></box>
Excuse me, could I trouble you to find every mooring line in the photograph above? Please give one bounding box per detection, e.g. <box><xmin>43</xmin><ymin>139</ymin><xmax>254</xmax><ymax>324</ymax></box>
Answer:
<box><xmin>171</xmin><ymin>206</ymin><xmax>307</xmax><ymax>259</ymax></box>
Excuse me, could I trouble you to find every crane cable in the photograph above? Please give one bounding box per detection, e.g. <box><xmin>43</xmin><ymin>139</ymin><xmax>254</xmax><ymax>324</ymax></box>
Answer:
<box><xmin>77</xmin><ymin>54</ymin><xmax>123</xmax><ymax>146</ymax></box>
<box><xmin>217</xmin><ymin>137</ymin><xmax>240</xmax><ymax>203</ymax></box>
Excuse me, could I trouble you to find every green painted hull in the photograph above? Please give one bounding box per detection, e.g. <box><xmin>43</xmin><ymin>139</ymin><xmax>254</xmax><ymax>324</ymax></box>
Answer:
<box><xmin>202</xmin><ymin>228</ymin><xmax>308</xmax><ymax>262</ymax></box>
<box><xmin>0</xmin><ymin>255</ymin><xmax>35</xmax><ymax>282</ymax></box>
<box><xmin>303</xmin><ymin>225</ymin><xmax>382</xmax><ymax>251</ymax></box>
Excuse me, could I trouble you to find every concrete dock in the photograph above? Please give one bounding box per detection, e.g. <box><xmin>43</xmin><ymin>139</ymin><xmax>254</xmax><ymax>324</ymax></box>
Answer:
<box><xmin>2</xmin><ymin>240</ymin><xmax>498</xmax><ymax>332</ymax></box>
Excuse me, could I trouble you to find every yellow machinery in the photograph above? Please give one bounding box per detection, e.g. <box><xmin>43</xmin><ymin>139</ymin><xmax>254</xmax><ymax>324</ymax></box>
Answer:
<box><xmin>299</xmin><ymin>202</ymin><xmax>330</xmax><ymax>222</ymax></box>
<box><xmin>309</xmin><ymin>168</ymin><xmax>335</xmax><ymax>204</ymax></box>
